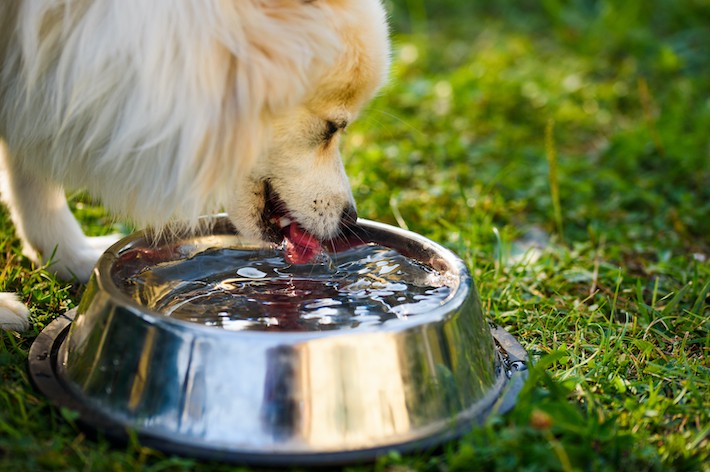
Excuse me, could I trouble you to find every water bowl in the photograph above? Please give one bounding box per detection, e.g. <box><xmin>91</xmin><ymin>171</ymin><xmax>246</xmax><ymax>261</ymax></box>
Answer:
<box><xmin>29</xmin><ymin>216</ymin><xmax>527</xmax><ymax>466</ymax></box>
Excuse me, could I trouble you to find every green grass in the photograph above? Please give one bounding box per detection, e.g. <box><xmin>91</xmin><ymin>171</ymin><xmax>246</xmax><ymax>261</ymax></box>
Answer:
<box><xmin>2</xmin><ymin>0</ymin><xmax>709</xmax><ymax>470</ymax></box>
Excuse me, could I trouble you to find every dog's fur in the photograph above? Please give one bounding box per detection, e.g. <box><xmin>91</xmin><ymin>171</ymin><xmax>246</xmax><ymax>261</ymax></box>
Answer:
<box><xmin>0</xmin><ymin>0</ymin><xmax>390</xmax><ymax>330</ymax></box>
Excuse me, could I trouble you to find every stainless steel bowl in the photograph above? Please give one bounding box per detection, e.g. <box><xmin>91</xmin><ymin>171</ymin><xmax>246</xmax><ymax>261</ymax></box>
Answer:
<box><xmin>29</xmin><ymin>216</ymin><xmax>527</xmax><ymax>466</ymax></box>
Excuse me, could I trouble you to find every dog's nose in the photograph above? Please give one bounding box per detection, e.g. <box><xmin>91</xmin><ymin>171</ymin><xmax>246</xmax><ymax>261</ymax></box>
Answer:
<box><xmin>339</xmin><ymin>205</ymin><xmax>359</xmax><ymax>229</ymax></box>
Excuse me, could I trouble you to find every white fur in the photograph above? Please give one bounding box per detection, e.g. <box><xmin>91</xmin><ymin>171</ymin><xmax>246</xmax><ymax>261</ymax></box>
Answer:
<box><xmin>0</xmin><ymin>293</ymin><xmax>30</xmax><ymax>331</ymax></box>
<box><xmin>0</xmin><ymin>0</ymin><xmax>390</xmax><ymax>331</ymax></box>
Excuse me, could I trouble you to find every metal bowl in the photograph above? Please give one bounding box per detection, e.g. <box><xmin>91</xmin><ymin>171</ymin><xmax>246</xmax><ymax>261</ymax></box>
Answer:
<box><xmin>29</xmin><ymin>216</ymin><xmax>527</xmax><ymax>466</ymax></box>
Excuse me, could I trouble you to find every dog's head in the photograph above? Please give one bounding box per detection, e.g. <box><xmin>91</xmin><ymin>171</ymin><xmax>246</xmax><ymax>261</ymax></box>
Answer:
<box><xmin>1</xmin><ymin>0</ymin><xmax>389</xmax><ymax>261</ymax></box>
<box><xmin>225</xmin><ymin>0</ymin><xmax>390</xmax><ymax>262</ymax></box>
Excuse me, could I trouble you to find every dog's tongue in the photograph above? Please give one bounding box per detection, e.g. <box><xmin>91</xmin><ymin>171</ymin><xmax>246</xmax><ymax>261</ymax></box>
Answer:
<box><xmin>283</xmin><ymin>224</ymin><xmax>322</xmax><ymax>264</ymax></box>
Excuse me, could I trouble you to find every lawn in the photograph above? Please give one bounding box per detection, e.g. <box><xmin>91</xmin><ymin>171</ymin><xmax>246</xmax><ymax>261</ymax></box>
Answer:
<box><xmin>2</xmin><ymin>0</ymin><xmax>709</xmax><ymax>470</ymax></box>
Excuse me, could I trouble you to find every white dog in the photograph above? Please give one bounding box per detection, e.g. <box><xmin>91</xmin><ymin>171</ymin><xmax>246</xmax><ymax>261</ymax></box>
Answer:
<box><xmin>0</xmin><ymin>0</ymin><xmax>390</xmax><ymax>331</ymax></box>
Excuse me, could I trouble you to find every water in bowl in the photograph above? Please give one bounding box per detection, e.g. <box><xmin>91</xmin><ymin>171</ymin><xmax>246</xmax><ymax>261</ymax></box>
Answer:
<box><xmin>117</xmin><ymin>244</ymin><xmax>453</xmax><ymax>332</ymax></box>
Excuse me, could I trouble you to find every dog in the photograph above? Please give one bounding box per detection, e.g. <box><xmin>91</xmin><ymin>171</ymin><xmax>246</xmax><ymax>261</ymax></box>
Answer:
<box><xmin>0</xmin><ymin>0</ymin><xmax>391</xmax><ymax>331</ymax></box>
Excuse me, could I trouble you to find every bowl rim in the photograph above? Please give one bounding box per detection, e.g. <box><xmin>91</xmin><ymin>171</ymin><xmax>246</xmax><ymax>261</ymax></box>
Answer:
<box><xmin>91</xmin><ymin>216</ymin><xmax>474</xmax><ymax>340</ymax></box>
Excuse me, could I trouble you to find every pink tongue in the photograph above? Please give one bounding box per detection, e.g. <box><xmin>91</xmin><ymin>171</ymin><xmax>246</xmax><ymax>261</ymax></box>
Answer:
<box><xmin>283</xmin><ymin>224</ymin><xmax>322</xmax><ymax>264</ymax></box>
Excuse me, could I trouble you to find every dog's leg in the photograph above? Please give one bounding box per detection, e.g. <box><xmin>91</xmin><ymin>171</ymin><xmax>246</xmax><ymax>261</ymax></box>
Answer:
<box><xmin>0</xmin><ymin>293</ymin><xmax>30</xmax><ymax>331</ymax></box>
<box><xmin>0</xmin><ymin>148</ymin><xmax>118</xmax><ymax>283</ymax></box>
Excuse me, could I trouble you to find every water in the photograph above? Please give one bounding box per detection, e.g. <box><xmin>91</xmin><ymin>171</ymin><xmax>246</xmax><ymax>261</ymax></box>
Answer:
<box><xmin>115</xmin><ymin>244</ymin><xmax>454</xmax><ymax>332</ymax></box>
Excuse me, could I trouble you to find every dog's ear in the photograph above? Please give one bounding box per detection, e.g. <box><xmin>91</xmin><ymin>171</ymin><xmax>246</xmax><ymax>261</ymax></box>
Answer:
<box><xmin>225</xmin><ymin>2</ymin><xmax>341</xmax><ymax>115</ymax></box>
<box><xmin>198</xmin><ymin>1</ymin><xmax>343</xmax><ymax>205</ymax></box>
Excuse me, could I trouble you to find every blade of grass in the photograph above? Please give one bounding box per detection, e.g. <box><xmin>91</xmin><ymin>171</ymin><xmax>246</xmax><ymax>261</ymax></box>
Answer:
<box><xmin>545</xmin><ymin>118</ymin><xmax>564</xmax><ymax>242</ymax></box>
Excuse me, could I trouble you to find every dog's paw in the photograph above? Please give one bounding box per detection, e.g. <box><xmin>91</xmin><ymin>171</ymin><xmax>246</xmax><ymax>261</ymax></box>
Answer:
<box><xmin>51</xmin><ymin>234</ymin><xmax>121</xmax><ymax>283</ymax></box>
<box><xmin>0</xmin><ymin>293</ymin><xmax>30</xmax><ymax>332</ymax></box>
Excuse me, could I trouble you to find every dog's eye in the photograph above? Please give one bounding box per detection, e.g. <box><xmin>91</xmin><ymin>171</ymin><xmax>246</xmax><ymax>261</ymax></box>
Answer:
<box><xmin>322</xmin><ymin>120</ymin><xmax>340</xmax><ymax>141</ymax></box>
<box><xmin>321</xmin><ymin>119</ymin><xmax>347</xmax><ymax>143</ymax></box>
<box><xmin>325</xmin><ymin>120</ymin><xmax>339</xmax><ymax>137</ymax></box>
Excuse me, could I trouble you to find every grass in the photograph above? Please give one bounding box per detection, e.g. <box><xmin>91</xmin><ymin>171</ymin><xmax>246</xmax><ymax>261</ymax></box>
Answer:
<box><xmin>2</xmin><ymin>0</ymin><xmax>709</xmax><ymax>470</ymax></box>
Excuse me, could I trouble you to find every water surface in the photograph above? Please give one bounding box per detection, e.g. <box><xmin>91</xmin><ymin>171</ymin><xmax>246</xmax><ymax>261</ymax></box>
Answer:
<box><xmin>117</xmin><ymin>244</ymin><xmax>453</xmax><ymax>332</ymax></box>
